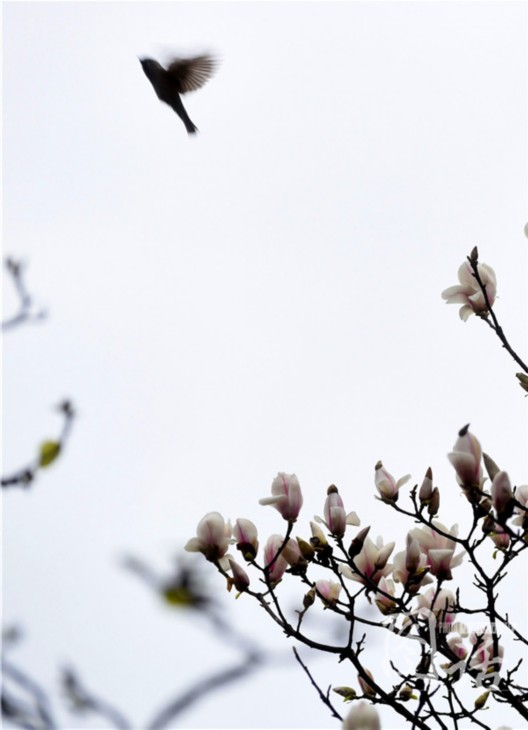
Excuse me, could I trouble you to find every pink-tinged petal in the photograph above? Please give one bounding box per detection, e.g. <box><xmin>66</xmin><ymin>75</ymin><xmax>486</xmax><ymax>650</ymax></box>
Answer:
<box><xmin>428</xmin><ymin>549</ymin><xmax>454</xmax><ymax>580</ymax></box>
<box><xmin>416</xmin><ymin>588</ymin><xmax>457</xmax><ymax>629</ymax></box>
<box><xmin>186</xmin><ymin>512</ymin><xmax>232</xmax><ymax>562</ymax></box>
<box><xmin>357</xmin><ymin>670</ymin><xmax>377</xmax><ymax>698</ymax></box>
<box><xmin>447</xmin><ymin>633</ymin><xmax>468</xmax><ymax>660</ymax></box>
<box><xmin>281</xmin><ymin>538</ymin><xmax>306</xmax><ymax>567</ymax></box>
<box><xmin>227</xmin><ymin>557</ymin><xmax>250</xmax><ymax>592</ymax></box>
<box><xmin>264</xmin><ymin>534</ymin><xmax>288</xmax><ymax>586</ymax></box>
<box><xmin>233</xmin><ymin>518</ymin><xmax>259</xmax><ymax>559</ymax></box>
<box><xmin>324</xmin><ymin>486</ymin><xmax>347</xmax><ymax>537</ymax></box>
<box><xmin>448</xmin><ymin>426</ymin><xmax>483</xmax><ymax>488</ymax></box>
<box><xmin>491</xmin><ymin>471</ymin><xmax>514</xmax><ymax>520</ymax></box>
<box><xmin>260</xmin><ymin>472</ymin><xmax>303</xmax><ymax>521</ymax></box>
<box><xmin>315</xmin><ymin>579</ymin><xmax>341</xmax><ymax>605</ymax></box>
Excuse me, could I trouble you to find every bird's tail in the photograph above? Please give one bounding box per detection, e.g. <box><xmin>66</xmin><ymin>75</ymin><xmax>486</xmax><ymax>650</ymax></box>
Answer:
<box><xmin>185</xmin><ymin>119</ymin><xmax>198</xmax><ymax>135</ymax></box>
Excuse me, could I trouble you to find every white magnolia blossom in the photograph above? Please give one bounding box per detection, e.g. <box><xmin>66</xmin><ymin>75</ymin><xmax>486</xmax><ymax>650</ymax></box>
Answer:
<box><xmin>442</xmin><ymin>260</ymin><xmax>497</xmax><ymax>320</ymax></box>
<box><xmin>342</xmin><ymin>701</ymin><xmax>380</xmax><ymax>730</ymax></box>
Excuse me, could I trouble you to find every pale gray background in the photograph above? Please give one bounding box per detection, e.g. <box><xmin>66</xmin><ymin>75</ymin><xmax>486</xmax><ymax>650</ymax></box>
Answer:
<box><xmin>3</xmin><ymin>2</ymin><xmax>527</xmax><ymax>729</ymax></box>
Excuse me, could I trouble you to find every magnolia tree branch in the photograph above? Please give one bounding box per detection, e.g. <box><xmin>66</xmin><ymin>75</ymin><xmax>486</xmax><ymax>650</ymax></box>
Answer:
<box><xmin>1</xmin><ymin>401</ymin><xmax>75</xmax><ymax>489</ymax></box>
<box><xmin>60</xmin><ymin>667</ymin><xmax>131</xmax><ymax>730</ymax></box>
<box><xmin>2</xmin><ymin>258</ymin><xmax>47</xmax><ymax>332</ymax></box>
<box><xmin>185</xmin><ymin>251</ymin><xmax>528</xmax><ymax>728</ymax></box>
<box><xmin>466</xmin><ymin>247</ymin><xmax>528</xmax><ymax>374</ymax></box>
<box><xmin>2</xmin><ymin>658</ymin><xmax>58</xmax><ymax>730</ymax></box>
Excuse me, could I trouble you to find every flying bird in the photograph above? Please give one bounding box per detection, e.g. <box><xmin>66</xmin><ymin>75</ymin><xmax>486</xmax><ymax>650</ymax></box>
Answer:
<box><xmin>139</xmin><ymin>53</ymin><xmax>218</xmax><ymax>134</ymax></box>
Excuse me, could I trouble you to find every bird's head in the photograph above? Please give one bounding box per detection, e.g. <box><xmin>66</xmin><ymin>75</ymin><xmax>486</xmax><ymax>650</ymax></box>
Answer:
<box><xmin>138</xmin><ymin>58</ymin><xmax>161</xmax><ymax>79</ymax></box>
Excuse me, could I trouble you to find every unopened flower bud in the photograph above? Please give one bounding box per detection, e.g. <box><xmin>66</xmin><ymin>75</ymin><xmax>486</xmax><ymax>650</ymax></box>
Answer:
<box><xmin>324</xmin><ymin>485</ymin><xmax>347</xmax><ymax>538</ymax></box>
<box><xmin>398</xmin><ymin>685</ymin><xmax>416</xmax><ymax>701</ymax></box>
<box><xmin>296</xmin><ymin>537</ymin><xmax>315</xmax><ymax>561</ymax></box>
<box><xmin>349</xmin><ymin>526</ymin><xmax>370</xmax><ymax>557</ymax></box>
<box><xmin>358</xmin><ymin>669</ymin><xmax>376</xmax><ymax>697</ymax></box>
<box><xmin>303</xmin><ymin>587</ymin><xmax>316</xmax><ymax>609</ymax></box>
<box><xmin>447</xmin><ymin>425</ymin><xmax>483</xmax><ymax>490</ymax></box>
<box><xmin>419</xmin><ymin>468</ymin><xmax>434</xmax><ymax>504</ymax></box>
<box><xmin>474</xmin><ymin>691</ymin><xmax>490</xmax><ymax>710</ymax></box>
<box><xmin>227</xmin><ymin>557</ymin><xmax>250</xmax><ymax>592</ymax></box>
<box><xmin>491</xmin><ymin>471</ymin><xmax>514</xmax><ymax>522</ymax></box>
<box><xmin>427</xmin><ymin>487</ymin><xmax>440</xmax><ymax>517</ymax></box>
<box><xmin>332</xmin><ymin>686</ymin><xmax>356</xmax><ymax>702</ymax></box>
<box><xmin>516</xmin><ymin>372</ymin><xmax>528</xmax><ymax>393</ymax></box>
<box><xmin>375</xmin><ymin>462</ymin><xmax>410</xmax><ymax>503</ymax></box>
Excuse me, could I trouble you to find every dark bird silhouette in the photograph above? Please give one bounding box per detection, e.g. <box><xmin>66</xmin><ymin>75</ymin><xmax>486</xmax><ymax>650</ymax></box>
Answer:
<box><xmin>139</xmin><ymin>53</ymin><xmax>218</xmax><ymax>134</ymax></box>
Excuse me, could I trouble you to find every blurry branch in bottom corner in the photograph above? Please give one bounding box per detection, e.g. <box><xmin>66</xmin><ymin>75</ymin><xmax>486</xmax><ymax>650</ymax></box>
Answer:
<box><xmin>1</xmin><ymin>400</ymin><xmax>76</xmax><ymax>489</ymax></box>
<box><xmin>2</xmin><ymin>258</ymin><xmax>47</xmax><ymax>332</ymax></box>
<box><xmin>2</xmin><ymin>627</ymin><xmax>58</xmax><ymax>730</ymax></box>
<box><xmin>122</xmin><ymin>555</ymin><xmax>268</xmax><ymax>730</ymax></box>
<box><xmin>59</xmin><ymin>667</ymin><xmax>131</xmax><ymax>730</ymax></box>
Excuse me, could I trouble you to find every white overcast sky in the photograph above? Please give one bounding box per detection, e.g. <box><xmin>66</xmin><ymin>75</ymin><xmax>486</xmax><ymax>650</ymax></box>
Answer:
<box><xmin>2</xmin><ymin>2</ymin><xmax>527</xmax><ymax>729</ymax></box>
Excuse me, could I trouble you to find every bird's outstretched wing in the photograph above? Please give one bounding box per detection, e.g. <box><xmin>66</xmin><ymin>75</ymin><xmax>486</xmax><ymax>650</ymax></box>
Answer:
<box><xmin>166</xmin><ymin>54</ymin><xmax>218</xmax><ymax>94</ymax></box>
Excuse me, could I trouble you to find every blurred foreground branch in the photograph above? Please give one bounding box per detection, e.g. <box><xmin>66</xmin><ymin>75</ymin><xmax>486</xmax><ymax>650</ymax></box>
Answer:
<box><xmin>1</xmin><ymin>400</ymin><xmax>75</xmax><ymax>489</ymax></box>
<box><xmin>2</xmin><ymin>258</ymin><xmax>47</xmax><ymax>332</ymax></box>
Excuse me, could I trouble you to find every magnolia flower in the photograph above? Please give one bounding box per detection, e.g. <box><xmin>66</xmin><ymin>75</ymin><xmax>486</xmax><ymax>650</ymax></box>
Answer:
<box><xmin>441</xmin><ymin>259</ymin><xmax>497</xmax><ymax>320</ymax></box>
<box><xmin>341</xmin><ymin>536</ymin><xmax>395</xmax><ymax>588</ymax></box>
<box><xmin>263</xmin><ymin>534</ymin><xmax>289</xmax><ymax>586</ymax></box>
<box><xmin>447</xmin><ymin>633</ymin><xmax>468</xmax><ymax>660</ymax></box>
<box><xmin>428</xmin><ymin>549</ymin><xmax>456</xmax><ymax>581</ymax></box>
<box><xmin>281</xmin><ymin>538</ymin><xmax>307</xmax><ymax>568</ymax></box>
<box><xmin>392</xmin><ymin>535</ymin><xmax>432</xmax><ymax>592</ymax></box>
<box><xmin>374</xmin><ymin>461</ymin><xmax>410</xmax><ymax>503</ymax></box>
<box><xmin>233</xmin><ymin>518</ymin><xmax>259</xmax><ymax>560</ymax></box>
<box><xmin>259</xmin><ymin>472</ymin><xmax>303</xmax><ymax>521</ymax></box>
<box><xmin>342</xmin><ymin>701</ymin><xmax>381</xmax><ymax>730</ymax></box>
<box><xmin>374</xmin><ymin>576</ymin><xmax>398</xmax><ymax>615</ymax></box>
<box><xmin>491</xmin><ymin>471</ymin><xmax>514</xmax><ymax>522</ymax></box>
<box><xmin>469</xmin><ymin>628</ymin><xmax>504</xmax><ymax>674</ymax></box>
<box><xmin>315</xmin><ymin>579</ymin><xmax>341</xmax><ymax>605</ymax></box>
<box><xmin>447</xmin><ymin>425</ymin><xmax>484</xmax><ymax>491</ymax></box>
<box><xmin>512</xmin><ymin>485</ymin><xmax>528</xmax><ymax>527</ymax></box>
<box><xmin>310</xmin><ymin>520</ymin><xmax>329</xmax><ymax>548</ymax></box>
<box><xmin>184</xmin><ymin>512</ymin><xmax>232</xmax><ymax>562</ymax></box>
<box><xmin>488</xmin><ymin>529</ymin><xmax>510</xmax><ymax>550</ymax></box>
<box><xmin>415</xmin><ymin>587</ymin><xmax>457</xmax><ymax>631</ymax></box>
<box><xmin>409</xmin><ymin>522</ymin><xmax>463</xmax><ymax>578</ymax></box>
<box><xmin>227</xmin><ymin>557</ymin><xmax>250</xmax><ymax>592</ymax></box>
